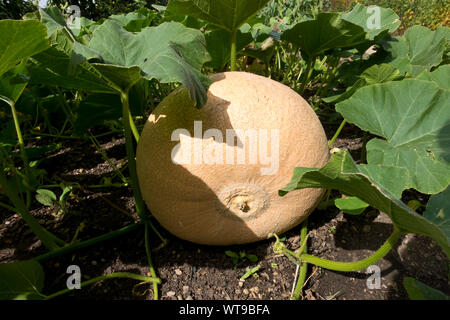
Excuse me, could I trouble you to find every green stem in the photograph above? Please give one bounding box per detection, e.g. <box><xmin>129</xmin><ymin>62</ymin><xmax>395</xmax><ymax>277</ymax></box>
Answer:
<box><xmin>34</xmin><ymin>222</ymin><xmax>142</xmax><ymax>263</ymax></box>
<box><xmin>299</xmin><ymin>56</ymin><xmax>315</xmax><ymax>95</ymax></box>
<box><xmin>292</xmin><ymin>219</ymin><xmax>308</xmax><ymax>300</ymax></box>
<box><xmin>230</xmin><ymin>31</ymin><xmax>237</xmax><ymax>71</ymax></box>
<box><xmin>0</xmin><ymin>168</ymin><xmax>60</xmax><ymax>251</ymax></box>
<box><xmin>315</xmin><ymin>56</ymin><xmax>339</xmax><ymax>100</ymax></box>
<box><xmin>121</xmin><ymin>91</ymin><xmax>146</xmax><ymax>220</ymax></box>
<box><xmin>129</xmin><ymin>110</ymin><xmax>140</xmax><ymax>143</ymax></box>
<box><xmin>89</xmin><ymin>134</ymin><xmax>128</xmax><ymax>184</ymax></box>
<box><xmin>145</xmin><ymin>222</ymin><xmax>159</xmax><ymax>300</ymax></box>
<box><xmin>45</xmin><ymin>272</ymin><xmax>161</xmax><ymax>300</ymax></box>
<box><xmin>300</xmin><ymin>228</ymin><xmax>404</xmax><ymax>272</ymax></box>
<box><xmin>8</xmin><ymin>100</ymin><xmax>31</xmax><ymax>208</ymax></box>
<box><xmin>328</xmin><ymin>119</ymin><xmax>347</xmax><ymax>147</ymax></box>
<box><xmin>0</xmin><ymin>201</ymin><xmax>16</xmax><ymax>211</ymax></box>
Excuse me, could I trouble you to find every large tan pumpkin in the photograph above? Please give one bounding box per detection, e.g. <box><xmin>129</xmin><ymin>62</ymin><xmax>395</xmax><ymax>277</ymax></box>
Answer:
<box><xmin>136</xmin><ymin>72</ymin><xmax>329</xmax><ymax>245</ymax></box>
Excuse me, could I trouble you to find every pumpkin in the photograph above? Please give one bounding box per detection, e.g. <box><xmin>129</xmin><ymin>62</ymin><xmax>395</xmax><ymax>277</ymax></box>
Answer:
<box><xmin>136</xmin><ymin>72</ymin><xmax>329</xmax><ymax>245</ymax></box>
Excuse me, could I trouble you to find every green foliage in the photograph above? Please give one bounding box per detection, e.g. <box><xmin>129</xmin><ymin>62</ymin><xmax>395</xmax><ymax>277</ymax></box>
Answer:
<box><xmin>0</xmin><ymin>260</ymin><xmax>46</xmax><ymax>300</ymax></box>
<box><xmin>281</xmin><ymin>12</ymin><xmax>367</xmax><ymax>60</ymax></box>
<box><xmin>259</xmin><ymin>0</ymin><xmax>331</xmax><ymax>25</ymax></box>
<box><xmin>1</xmin><ymin>0</ymin><xmax>449</xmax><ymax>301</ymax></box>
<box><xmin>341</xmin><ymin>3</ymin><xmax>400</xmax><ymax>40</ymax></box>
<box><xmin>382</xmin><ymin>25</ymin><xmax>449</xmax><ymax>77</ymax></box>
<box><xmin>0</xmin><ymin>0</ymin><xmax>36</xmax><ymax>19</ymax></box>
<box><xmin>0</xmin><ymin>20</ymin><xmax>49</xmax><ymax>78</ymax></box>
<box><xmin>225</xmin><ymin>250</ymin><xmax>258</xmax><ymax>269</ymax></box>
<box><xmin>47</xmin><ymin>0</ymin><xmax>167</xmax><ymax>20</ymax></box>
<box><xmin>280</xmin><ymin>150</ymin><xmax>450</xmax><ymax>258</ymax></box>
<box><xmin>354</xmin><ymin>0</ymin><xmax>450</xmax><ymax>31</ymax></box>
<box><xmin>166</xmin><ymin>0</ymin><xmax>270</xmax><ymax>32</ymax></box>
<box><xmin>336</xmin><ymin>78</ymin><xmax>450</xmax><ymax>195</ymax></box>
<box><xmin>334</xmin><ymin>196</ymin><xmax>369</xmax><ymax>215</ymax></box>
<box><xmin>403</xmin><ymin>277</ymin><xmax>450</xmax><ymax>300</ymax></box>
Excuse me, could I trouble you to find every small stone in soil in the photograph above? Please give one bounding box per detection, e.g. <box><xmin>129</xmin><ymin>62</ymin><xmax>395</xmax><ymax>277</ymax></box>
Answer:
<box><xmin>166</xmin><ymin>291</ymin><xmax>176</xmax><ymax>297</ymax></box>
<box><xmin>182</xmin><ymin>286</ymin><xmax>190</xmax><ymax>295</ymax></box>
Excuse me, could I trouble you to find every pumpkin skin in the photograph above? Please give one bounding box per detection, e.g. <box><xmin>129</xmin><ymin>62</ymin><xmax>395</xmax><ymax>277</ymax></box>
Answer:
<box><xmin>136</xmin><ymin>72</ymin><xmax>329</xmax><ymax>245</ymax></box>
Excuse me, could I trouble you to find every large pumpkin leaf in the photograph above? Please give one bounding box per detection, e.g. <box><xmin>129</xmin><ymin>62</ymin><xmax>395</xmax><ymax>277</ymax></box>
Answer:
<box><xmin>0</xmin><ymin>260</ymin><xmax>46</xmax><ymax>300</ymax></box>
<box><xmin>424</xmin><ymin>187</ymin><xmax>450</xmax><ymax>239</ymax></box>
<box><xmin>109</xmin><ymin>8</ymin><xmax>157</xmax><ymax>32</ymax></box>
<box><xmin>0</xmin><ymin>20</ymin><xmax>49</xmax><ymax>77</ymax></box>
<box><xmin>0</xmin><ymin>61</ymin><xmax>29</xmax><ymax>104</ymax></box>
<box><xmin>205</xmin><ymin>27</ymin><xmax>253</xmax><ymax>70</ymax></box>
<box><xmin>166</xmin><ymin>0</ymin><xmax>270</xmax><ymax>32</ymax></box>
<box><xmin>279</xmin><ymin>151</ymin><xmax>450</xmax><ymax>258</ymax></box>
<box><xmin>39</xmin><ymin>6</ymin><xmax>68</xmax><ymax>36</ymax></box>
<box><xmin>417</xmin><ymin>65</ymin><xmax>450</xmax><ymax>90</ymax></box>
<box><xmin>28</xmin><ymin>9</ymin><xmax>112</xmax><ymax>93</ymax></box>
<box><xmin>341</xmin><ymin>3</ymin><xmax>400</xmax><ymax>40</ymax></box>
<box><xmin>88</xmin><ymin>20</ymin><xmax>211</xmax><ymax>106</ymax></box>
<box><xmin>358</xmin><ymin>164</ymin><xmax>409</xmax><ymax>199</ymax></box>
<box><xmin>382</xmin><ymin>26</ymin><xmax>449</xmax><ymax>77</ymax></box>
<box><xmin>281</xmin><ymin>13</ymin><xmax>367</xmax><ymax>59</ymax></box>
<box><xmin>336</xmin><ymin>79</ymin><xmax>450</xmax><ymax>195</ymax></box>
<box><xmin>324</xmin><ymin>63</ymin><xmax>404</xmax><ymax>104</ymax></box>
<box><xmin>29</xmin><ymin>46</ymin><xmax>113</xmax><ymax>94</ymax></box>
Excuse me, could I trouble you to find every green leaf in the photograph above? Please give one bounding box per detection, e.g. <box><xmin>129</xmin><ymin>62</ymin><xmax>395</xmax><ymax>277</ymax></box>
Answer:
<box><xmin>39</xmin><ymin>7</ymin><xmax>69</xmax><ymax>36</ymax></box>
<box><xmin>225</xmin><ymin>250</ymin><xmax>239</xmax><ymax>259</ymax></box>
<box><xmin>403</xmin><ymin>277</ymin><xmax>449</xmax><ymax>300</ymax></box>
<box><xmin>166</xmin><ymin>0</ymin><xmax>270</xmax><ymax>32</ymax></box>
<box><xmin>424</xmin><ymin>187</ymin><xmax>449</xmax><ymax>240</ymax></box>
<box><xmin>240</xmin><ymin>265</ymin><xmax>260</xmax><ymax>280</ymax></box>
<box><xmin>281</xmin><ymin>13</ymin><xmax>367</xmax><ymax>59</ymax></box>
<box><xmin>73</xmin><ymin>93</ymin><xmax>122</xmax><ymax>135</ymax></box>
<box><xmin>417</xmin><ymin>65</ymin><xmax>450</xmax><ymax>90</ymax></box>
<box><xmin>36</xmin><ymin>189</ymin><xmax>57</xmax><ymax>207</ymax></box>
<box><xmin>324</xmin><ymin>63</ymin><xmax>403</xmax><ymax>104</ymax></box>
<box><xmin>28</xmin><ymin>17</ymin><xmax>111</xmax><ymax>94</ymax></box>
<box><xmin>279</xmin><ymin>151</ymin><xmax>450</xmax><ymax>258</ymax></box>
<box><xmin>59</xmin><ymin>185</ymin><xmax>73</xmax><ymax>203</ymax></box>
<box><xmin>109</xmin><ymin>9</ymin><xmax>157</xmax><ymax>32</ymax></box>
<box><xmin>336</xmin><ymin>79</ymin><xmax>450</xmax><ymax>195</ymax></box>
<box><xmin>88</xmin><ymin>20</ymin><xmax>211</xmax><ymax>106</ymax></box>
<box><xmin>0</xmin><ymin>60</ymin><xmax>30</xmax><ymax>104</ymax></box>
<box><xmin>358</xmin><ymin>164</ymin><xmax>409</xmax><ymax>199</ymax></box>
<box><xmin>382</xmin><ymin>26</ymin><xmax>449</xmax><ymax>77</ymax></box>
<box><xmin>334</xmin><ymin>197</ymin><xmax>369</xmax><ymax>215</ymax></box>
<box><xmin>205</xmin><ymin>27</ymin><xmax>253</xmax><ymax>69</ymax></box>
<box><xmin>341</xmin><ymin>4</ymin><xmax>400</xmax><ymax>40</ymax></box>
<box><xmin>359</xmin><ymin>63</ymin><xmax>403</xmax><ymax>85</ymax></box>
<box><xmin>0</xmin><ymin>260</ymin><xmax>46</xmax><ymax>300</ymax></box>
<box><xmin>0</xmin><ymin>20</ymin><xmax>50</xmax><ymax>77</ymax></box>
<box><xmin>29</xmin><ymin>46</ymin><xmax>113</xmax><ymax>94</ymax></box>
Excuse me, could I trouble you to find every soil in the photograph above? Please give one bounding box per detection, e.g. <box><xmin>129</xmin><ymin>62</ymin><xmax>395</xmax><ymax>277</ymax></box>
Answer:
<box><xmin>0</xmin><ymin>126</ymin><xmax>449</xmax><ymax>300</ymax></box>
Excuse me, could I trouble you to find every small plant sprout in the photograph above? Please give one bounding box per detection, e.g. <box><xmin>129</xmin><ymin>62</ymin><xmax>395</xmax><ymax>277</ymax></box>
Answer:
<box><xmin>225</xmin><ymin>250</ymin><xmax>258</xmax><ymax>270</ymax></box>
<box><xmin>240</xmin><ymin>265</ymin><xmax>261</xmax><ymax>281</ymax></box>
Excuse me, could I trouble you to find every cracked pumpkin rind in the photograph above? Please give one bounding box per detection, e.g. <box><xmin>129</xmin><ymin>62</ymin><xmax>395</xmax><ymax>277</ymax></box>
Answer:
<box><xmin>136</xmin><ymin>72</ymin><xmax>329</xmax><ymax>245</ymax></box>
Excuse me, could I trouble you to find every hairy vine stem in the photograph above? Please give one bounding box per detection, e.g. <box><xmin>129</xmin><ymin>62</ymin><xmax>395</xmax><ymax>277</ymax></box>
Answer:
<box><xmin>300</xmin><ymin>227</ymin><xmax>404</xmax><ymax>272</ymax></box>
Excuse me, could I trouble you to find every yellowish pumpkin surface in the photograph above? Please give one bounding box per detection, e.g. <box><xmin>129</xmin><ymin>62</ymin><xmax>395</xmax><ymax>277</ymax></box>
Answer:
<box><xmin>137</xmin><ymin>72</ymin><xmax>329</xmax><ymax>245</ymax></box>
